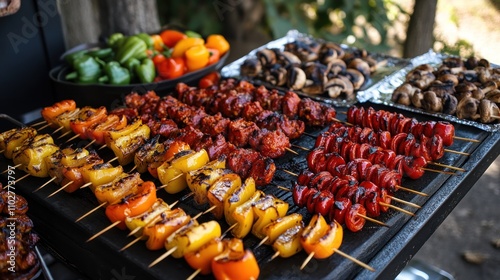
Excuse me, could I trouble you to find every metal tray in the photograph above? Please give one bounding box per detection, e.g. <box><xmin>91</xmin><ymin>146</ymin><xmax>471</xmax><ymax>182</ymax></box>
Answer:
<box><xmin>366</xmin><ymin>50</ymin><xmax>500</xmax><ymax>132</ymax></box>
<box><xmin>1</xmin><ymin>100</ymin><xmax>497</xmax><ymax>279</ymax></box>
<box><xmin>221</xmin><ymin>30</ymin><xmax>410</xmax><ymax>107</ymax></box>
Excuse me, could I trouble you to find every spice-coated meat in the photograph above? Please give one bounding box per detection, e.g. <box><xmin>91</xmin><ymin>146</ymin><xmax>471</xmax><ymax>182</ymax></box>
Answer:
<box><xmin>249</xmin><ymin>129</ymin><xmax>290</xmax><ymax>158</ymax></box>
<box><xmin>227</xmin><ymin>118</ymin><xmax>260</xmax><ymax>147</ymax></box>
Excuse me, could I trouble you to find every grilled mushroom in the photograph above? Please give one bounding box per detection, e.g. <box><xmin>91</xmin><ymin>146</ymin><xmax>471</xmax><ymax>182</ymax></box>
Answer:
<box><xmin>240</xmin><ymin>58</ymin><xmax>262</xmax><ymax>77</ymax></box>
<box><xmin>257</xmin><ymin>49</ymin><xmax>277</xmax><ymax>65</ymax></box>
<box><xmin>392</xmin><ymin>83</ymin><xmax>417</xmax><ymax>106</ymax></box>
<box><xmin>438</xmin><ymin>73</ymin><xmax>459</xmax><ymax>86</ymax></box>
<box><xmin>475</xmin><ymin>66</ymin><xmax>491</xmax><ymax>84</ymax></box>
<box><xmin>287</xmin><ymin>67</ymin><xmax>306</xmax><ymax>90</ymax></box>
<box><xmin>347</xmin><ymin>58</ymin><xmax>371</xmax><ymax>78</ymax></box>
<box><xmin>325</xmin><ymin>77</ymin><xmax>346</xmax><ymax>98</ymax></box>
<box><xmin>279</xmin><ymin>51</ymin><xmax>302</xmax><ymax>66</ymax></box>
<box><xmin>428</xmin><ymin>80</ymin><xmax>455</xmax><ymax>97</ymax></box>
<box><xmin>326</xmin><ymin>59</ymin><xmax>347</xmax><ymax>76</ymax></box>
<box><xmin>301</xmin><ymin>62</ymin><xmax>327</xmax><ymax>94</ymax></box>
<box><xmin>456</xmin><ymin>96</ymin><xmax>480</xmax><ymax>120</ymax></box>
<box><xmin>319</xmin><ymin>42</ymin><xmax>345</xmax><ymax>64</ymax></box>
<box><xmin>406</xmin><ymin>69</ymin><xmax>436</xmax><ymax>89</ymax></box>
<box><xmin>478</xmin><ymin>58</ymin><xmax>491</xmax><ymax>68</ymax></box>
<box><xmin>443</xmin><ymin>57</ymin><xmax>465</xmax><ymax>74</ymax></box>
<box><xmin>479</xmin><ymin>99</ymin><xmax>500</xmax><ymax>123</ymax></box>
<box><xmin>284</xmin><ymin>40</ymin><xmax>319</xmax><ymax>62</ymax></box>
<box><xmin>345</xmin><ymin>68</ymin><xmax>365</xmax><ymax>90</ymax></box>
<box><xmin>442</xmin><ymin>93</ymin><xmax>458</xmax><ymax>115</ymax></box>
<box><xmin>264</xmin><ymin>64</ymin><xmax>287</xmax><ymax>86</ymax></box>
<box><xmin>465</xmin><ymin>57</ymin><xmax>479</xmax><ymax>70</ymax></box>
<box><xmin>421</xmin><ymin>91</ymin><xmax>443</xmax><ymax>112</ymax></box>
<box><xmin>485</xmin><ymin>89</ymin><xmax>500</xmax><ymax>103</ymax></box>
<box><xmin>411</xmin><ymin>90</ymin><xmax>424</xmax><ymax>108</ymax></box>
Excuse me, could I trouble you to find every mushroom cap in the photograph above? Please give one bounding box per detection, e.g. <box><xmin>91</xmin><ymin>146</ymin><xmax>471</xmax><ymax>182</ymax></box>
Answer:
<box><xmin>411</xmin><ymin>91</ymin><xmax>424</xmax><ymax>108</ymax></box>
<box><xmin>485</xmin><ymin>89</ymin><xmax>500</xmax><ymax>103</ymax></box>
<box><xmin>287</xmin><ymin>67</ymin><xmax>306</xmax><ymax>90</ymax></box>
<box><xmin>438</xmin><ymin>73</ymin><xmax>459</xmax><ymax>86</ymax></box>
<box><xmin>479</xmin><ymin>99</ymin><xmax>500</xmax><ymax>123</ymax></box>
<box><xmin>456</xmin><ymin>96</ymin><xmax>480</xmax><ymax>120</ymax></box>
<box><xmin>455</xmin><ymin>81</ymin><xmax>477</xmax><ymax>93</ymax></box>
<box><xmin>325</xmin><ymin>77</ymin><xmax>346</xmax><ymax>98</ymax></box>
<box><xmin>279</xmin><ymin>51</ymin><xmax>302</xmax><ymax>66</ymax></box>
<box><xmin>240</xmin><ymin>58</ymin><xmax>262</xmax><ymax>77</ymax></box>
<box><xmin>442</xmin><ymin>93</ymin><xmax>458</xmax><ymax>115</ymax></box>
<box><xmin>347</xmin><ymin>58</ymin><xmax>371</xmax><ymax>78</ymax></box>
<box><xmin>326</xmin><ymin>58</ymin><xmax>347</xmax><ymax>77</ymax></box>
<box><xmin>345</xmin><ymin>68</ymin><xmax>365</xmax><ymax>90</ymax></box>
<box><xmin>257</xmin><ymin>48</ymin><xmax>277</xmax><ymax>66</ymax></box>
<box><xmin>421</xmin><ymin>91</ymin><xmax>443</xmax><ymax>112</ymax></box>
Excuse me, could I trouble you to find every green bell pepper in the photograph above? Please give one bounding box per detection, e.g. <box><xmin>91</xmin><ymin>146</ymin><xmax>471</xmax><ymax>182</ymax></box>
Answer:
<box><xmin>65</xmin><ymin>55</ymin><xmax>102</xmax><ymax>84</ymax></box>
<box><xmin>100</xmin><ymin>61</ymin><xmax>131</xmax><ymax>85</ymax></box>
<box><xmin>115</xmin><ymin>36</ymin><xmax>148</xmax><ymax>64</ymax></box>
<box><xmin>135</xmin><ymin>33</ymin><xmax>154</xmax><ymax>49</ymax></box>
<box><xmin>108</xmin><ymin>33</ymin><xmax>125</xmax><ymax>48</ymax></box>
<box><xmin>64</xmin><ymin>49</ymin><xmax>88</xmax><ymax>65</ymax></box>
<box><xmin>185</xmin><ymin>30</ymin><xmax>202</xmax><ymax>38</ymax></box>
<box><xmin>88</xmin><ymin>48</ymin><xmax>113</xmax><ymax>60</ymax></box>
<box><xmin>123</xmin><ymin>58</ymin><xmax>140</xmax><ymax>82</ymax></box>
<box><xmin>135</xmin><ymin>58</ymin><xmax>155</xmax><ymax>83</ymax></box>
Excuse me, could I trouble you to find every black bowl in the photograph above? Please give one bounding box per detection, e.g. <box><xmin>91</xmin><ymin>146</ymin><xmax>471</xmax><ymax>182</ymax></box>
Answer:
<box><xmin>49</xmin><ymin>50</ymin><xmax>229</xmax><ymax>108</ymax></box>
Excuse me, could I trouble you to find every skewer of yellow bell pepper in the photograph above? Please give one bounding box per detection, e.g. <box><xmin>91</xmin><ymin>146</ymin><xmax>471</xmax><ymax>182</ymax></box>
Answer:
<box><xmin>207</xmin><ymin>172</ymin><xmax>242</xmax><ymax>219</ymax></box>
<box><xmin>12</xmin><ymin>134</ymin><xmax>59</xmax><ymax>178</ymax></box>
<box><xmin>251</xmin><ymin>194</ymin><xmax>289</xmax><ymax>239</ymax></box>
<box><xmin>0</xmin><ymin>127</ymin><xmax>37</xmax><ymax>159</ymax></box>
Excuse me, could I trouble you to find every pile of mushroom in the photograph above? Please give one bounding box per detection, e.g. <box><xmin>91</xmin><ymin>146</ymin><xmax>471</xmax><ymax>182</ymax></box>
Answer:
<box><xmin>391</xmin><ymin>57</ymin><xmax>500</xmax><ymax>123</ymax></box>
<box><xmin>240</xmin><ymin>38</ymin><xmax>378</xmax><ymax>101</ymax></box>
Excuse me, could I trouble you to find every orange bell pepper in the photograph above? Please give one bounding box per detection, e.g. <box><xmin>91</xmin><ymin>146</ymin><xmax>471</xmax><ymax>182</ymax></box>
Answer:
<box><xmin>41</xmin><ymin>99</ymin><xmax>76</xmax><ymax>127</ymax></box>
<box><xmin>151</xmin><ymin>34</ymin><xmax>165</xmax><ymax>51</ymax></box>
<box><xmin>105</xmin><ymin>181</ymin><xmax>157</xmax><ymax>230</ymax></box>
<box><xmin>60</xmin><ymin>152</ymin><xmax>103</xmax><ymax>192</ymax></box>
<box><xmin>300</xmin><ymin>213</ymin><xmax>343</xmax><ymax>259</ymax></box>
<box><xmin>207</xmin><ymin>48</ymin><xmax>220</xmax><ymax>65</ymax></box>
<box><xmin>205</xmin><ymin>34</ymin><xmax>230</xmax><ymax>55</ymax></box>
<box><xmin>185</xmin><ymin>45</ymin><xmax>209</xmax><ymax>72</ymax></box>
<box><xmin>147</xmin><ymin>140</ymin><xmax>190</xmax><ymax>179</ymax></box>
<box><xmin>211</xmin><ymin>239</ymin><xmax>259</xmax><ymax>280</ymax></box>
<box><xmin>160</xmin><ymin>29</ymin><xmax>187</xmax><ymax>48</ymax></box>
<box><xmin>184</xmin><ymin>238</ymin><xmax>225</xmax><ymax>276</ymax></box>
<box><xmin>70</xmin><ymin>106</ymin><xmax>107</xmax><ymax>139</ymax></box>
<box><xmin>142</xmin><ymin>208</ymin><xmax>192</xmax><ymax>250</ymax></box>
<box><xmin>85</xmin><ymin>114</ymin><xmax>127</xmax><ymax>146</ymax></box>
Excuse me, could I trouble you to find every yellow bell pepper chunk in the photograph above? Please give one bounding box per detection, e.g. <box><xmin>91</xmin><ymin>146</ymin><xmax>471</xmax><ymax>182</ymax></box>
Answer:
<box><xmin>13</xmin><ymin>134</ymin><xmax>58</xmax><ymax>177</ymax></box>
<box><xmin>53</xmin><ymin>108</ymin><xmax>81</xmax><ymax>132</ymax></box>
<box><xmin>207</xmin><ymin>173</ymin><xmax>241</xmax><ymax>220</ymax></box>
<box><xmin>251</xmin><ymin>194</ymin><xmax>289</xmax><ymax>239</ymax></box>
<box><xmin>165</xmin><ymin>220</ymin><xmax>221</xmax><ymax>258</ymax></box>
<box><xmin>125</xmin><ymin>198</ymin><xmax>171</xmax><ymax>238</ymax></box>
<box><xmin>261</xmin><ymin>213</ymin><xmax>303</xmax><ymax>246</ymax></box>
<box><xmin>157</xmin><ymin>165</ymin><xmax>186</xmax><ymax>194</ymax></box>
<box><xmin>45</xmin><ymin>147</ymin><xmax>91</xmax><ymax>184</ymax></box>
<box><xmin>82</xmin><ymin>163</ymin><xmax>124</xmax><ymax>192</ymax></box>
<box><xmin>107</xmin><ymin>124</ymin><xmax>150</xmax><ymax>166</ymax></box>
<box><xmin>105</xmin><ymin>118</ymin><xmax>143</xmax><ymax>143</ymax></box>
<box><xmin>134</xmin><ymin>135</ymin><xmax>167</xmax><ymax>173</ymax></box>
<box><xmin>171</xmin><ymin>37</ymin><xmax>204</xmax><ymax>58</ymax></box>
<box><xmin>94</xmin><ymin>172</ymin><xmax>143</xmax><ymax>204</ymax></box>
<box><xmin>224</xmin><ymin>177</ymin><xmax>256</xmax><ymax>226</ymax></box>
<box><xmin>230</xmin><ymin>190</ymin><xmax>264</xmax><ymax>238</ymax></box>
<box><xmin>272</xmin><ymin>223</ymin><xmax>304</xmax><ymax>258</ymax></box>
<box><xmin>0</xmin><ymin>127</ymin><xmax>37</xmax><ymax>159</ymax></box>
<box><xmin>170</xmin><ymin>149</ymin><xmax>209</xmax><ymax>173</ymax></box>
<box><xmin>143</xmin><ymin>209</ymin><xmax>192</xmax><ymax>251</ymax></box>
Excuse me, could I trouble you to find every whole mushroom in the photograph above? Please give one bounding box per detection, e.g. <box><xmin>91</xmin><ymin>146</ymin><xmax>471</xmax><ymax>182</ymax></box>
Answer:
<box><xmin>479</xmin><ymin>99</ymin><xmax>500</xmax><ymax>123</ymax></box>
<box><xmin>456</xmin><ymin>96</ymin><xmax>480</xmax><ymax>120</ymax></box>
<box><xmin>421</xmin><ymin>91</ymin><xmax>443</xmax><ymax>112</ymax></box>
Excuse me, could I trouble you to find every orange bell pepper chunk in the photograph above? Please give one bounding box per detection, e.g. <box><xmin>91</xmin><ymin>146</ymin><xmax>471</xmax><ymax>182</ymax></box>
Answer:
<box><xmin>300</xmin><ymin>213</ymin><xmax>343</xmax><ymax>259</ymax></box>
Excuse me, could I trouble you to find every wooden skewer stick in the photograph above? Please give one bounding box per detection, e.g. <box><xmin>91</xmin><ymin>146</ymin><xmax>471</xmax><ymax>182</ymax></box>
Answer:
<box><xmin>51</xmin><ymin>126</ymin><xmax>64</xmax><ymax>135</ymax></box>
<box><xmin>186</xmin><ymin>269</ymin><xmax>202</xmax><ymax>280</ymax></box>
<box><xmin>83</xmin><ymin>139</ymin><xmax>96</xmax><ymax>149</ymax></box>
<box><xmin>428</xmin><ymin>161</ymin><xmax>466</xmax><ymax>172</ymax></box>
<box><xmin>444</xmin><ymin>149</ymin><xmax>470</xmax><ymax>156</ymax></box>
<box><xmin>119</xmin><ymin>235</ymin><xmax>143</xmax><ymax>252</ymax></box>
<box><xmin>301</xmin><ymin>250</ymin><xmax>375</xmax><ymax>272</ymax></box>
<box><xmin>222</xmin><ymin>223</ymin><xmax>237</xmax><ymax>239</ymax></box>
<box><xmin>388</xmin><ymin>196</ymin><xmax>421</xmax><ymax>209</ymax></box>
<box><xmin>270</xmin><ymin>251</ymin><xmax>281</xmax><ymax>261</ymax></box>
<box><xmin>37</xmin><ymin>123</ymin><xmax>50</xmax><ymax>130</ymax></box>
<box><xmin>358</xmin><ymin>213</ymin><xmax>390</xmax><ymax>227</ymax></box>
<box><xmin>107</xmin><ymin>156</ymin><xmax>118</xmax><ymax>164</ymax></box>
<box><xmin>1</xmin><ymin>163</ymin><xmax>22</xmax><ymax>174</ymax></box>
<box><xmin>79</xmin><ymin>182</ymin><xmax>93</xmax><ymax>189</ymax></box>
<box><xmin>291</xmin><ymin>144</ymin><xmax>310</xmax><ymax>151</ymax></box>
<box><xmin>156</xmin><ymin>173</ymin><xmax>185</xmax><ymax>190</ymax></box>
<box><xmin>75</xmin><ymin>202</ymin><xmax>107</xmax><ymax>222</ymax></box>
<box><xmin>65</xmin><ymin>134</ymin><xmax>80</xmax><ymax>143</ymax></box>
<box><xmin>0</xmin><ymin>149</ymin><xmax>3</xmax><ymax>154</ymax></box>
<box><xmin>281</xmin><ymin>169</ymin><xmax>298</xmax><ymax>177</ymax></box>
<box><xmin>397</xmin><ymin>185</ymin><xmax>428</xmax><ymax>197</ymax></box>
<box><xmin>202</xmin><ymin>205</ymin><xmax>217</xmax><ymax>216</ymax></box>
<box><xmin>148</xmin><ymin>246</ymin><xmax>178</xmax><ymax>268</ymax></box>
<box><xmin>285</xmin><ymin>147</ymin><xmax>299</xmax><ymax>155</ymax></box>
<box><xmin>33</xmin><ymin>177</ymin><xmax>57</xmax><ymax>192</ymax></box>
<box><xmin>98</xmin><ymin>144</ymin><xmax>107</xmax><ymax>151</ymax></box>
<box><xmin>86</xmin><ymin>220</ymin><xmax>121</xmax><ymax>242</ymax></box>
<box><xmin>57</xmin><ymin>130</ymin><xmax>72</xmax><ymax>139</ymax></box>
<box><xmin>127</xmin><ymin>215</ymin><xmax>163</xmax><ymax>238</ymax></box>
<box><xmin>255</xmin><ymin>236</ymin><xmax>269</xmax><ymax>249</ymax></box>
<box><xmin>129</xmin><ymin>165</ymin><xmax>138</xmax><ymax>173</ymax></box>
<box><xmin>31</xmin><ymin>120</ymin><xmax>47</xmax><ymax>127</ymax></box>
<box><xmin>421</xmin><ymin>167</ymin><xmax>456</xmax><ymax>176</ymax></box>
<box><xmin>379</xmin><ymin>202</ymin><xmax>415</xmax><ymax>216</ymax></box>
<box><xmin>303</xmin><ymin>132</ymin><xmax>316</xmax><ymax>138</ymax></box>
<box><xmin>14</xmin><ymin>173</ymin><xmax>30</xmax><ymax>184</ymax></box>
<box><xmin>453</xmin><ymin>136</ymin><xmax>480</xmax><ymax>143</ymax></box>
<box><xmin>47</xmin><ymin>181</ymin><xmax>74</xmax><ymax>198</ymax></box>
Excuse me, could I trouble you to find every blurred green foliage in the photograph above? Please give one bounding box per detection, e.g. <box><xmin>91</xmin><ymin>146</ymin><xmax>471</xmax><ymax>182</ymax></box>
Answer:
<box><xmin>156</xmin><ymin>0</ymin><xmax>407</xmax><ymax>52</ymax></box>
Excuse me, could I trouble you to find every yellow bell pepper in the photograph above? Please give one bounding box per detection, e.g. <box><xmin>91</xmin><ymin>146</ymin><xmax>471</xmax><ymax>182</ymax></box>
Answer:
<box><xmin>165</xmin><ymin>220</ymin><xmax>221</xmax><ymax>258</ymax></box>
<box><xmin>13</xmin><ymin>134</ymin><xmax>58</xmax><ymax>177</ymax></box>
<box><xmin>207</xmin><ymin>173</ymin><xmax>241</xmax><ymax>220</ymax></box>
<box><xmin>53</xmin><ymin>108</ymin><xmax>81</xmax><ymax>133</ymax></box>
<box><xmin>107</xmin><ymin>123</ymin><xmax>150</xmax><ymax>166</ymax></box>
<box><xmin>171</xmin><ymin>37</ymin><xmax>204</xmax><ymax>58</ymax></box>
<box><xmin>125</xmin><ymin>198</ymin><xmax>171</xmax><ymax>238</ymax></box>
<box><xmin>46</xmin><ymin>147</ymin><xmax>90</xmax><ymax>184</ymax></box>
<box><xmin>105</xmin><ymin>118</ymin><xmax>143</xmax><ymax>144</ymax></box>
<box><xmin>230</xmin><ymin>190</ymin><xmax>264</xmax><ymax>238</ymax></box>
<box><xmin>261</xmin><ymin>213</ymin><xmax>303</xmax><ymax>246</ymax></box>
<box><xmin>185</xmin><ymin>44</ymin><xmax>209</xmax><ymax>72</ymax></box>
<box><xmin>94</xmin><ymin>172</ymin><xmax>143</xmax><ymax>204</ymax></box>
<box><xmin>170</xmin><ymin>149</ymin><xmax>209</xmax><ymax>173</ymax></box>
<box><xmin>186</xmin><ymin>157</ymin><xmax>228</xmax><ymax>205</ymax></box>
<box><xmin>300</xmin><ymin>214</ymin><xmax>343</xmax><ymax>259</ymax></box>
<box><xmin>0</xmin><ymin>127</ymin><xmax>37</xmax><ymax>159</ymax></box>
<box><xmin>134</xmin><ymin>135</ymin><xmax>167</xmax><ymax>173</ymax></box>
<box><xmin>143</xmin><ymin>208</ymin><xmax>192</xmax><ymax>250</ymax></box>
<box><xmin>272</xmin><ymin>223</ymin><xmax>304</xmax><ymax>258</ymax></box>
<box><xmin>251</xmin><ymin>195</ymin><xmax>289</xmax><ymax>239</ymax></box>
<box><xmin>82</xmin><ymin>163</ymin><xmax>124</xmax><ymax>192</ymax></box>
<box><xmin>224</xmin><ymin>177</ymin><xmax>256</xmax><ymax>226</ymax></box>
<box><xmin>157</xmin><ymin>164</ymin><xmax>186</xmax><ymax>194</ymax></box>
<box><xmin>205</xmin><ymin>34</ymin><xmax>230</xmax><ymax>55</ymax></box>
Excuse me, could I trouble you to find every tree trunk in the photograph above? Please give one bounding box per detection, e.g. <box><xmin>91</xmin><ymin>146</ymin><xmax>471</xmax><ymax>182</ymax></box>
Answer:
<box><xmin>403</xmin><ymin>0</ymin><xmax>437</xmax><ymax>58</ymax></box>
<box><xmin>57</xmin><ymin>0</ymin><xmax>101</xmax><ymax>48</ymax></box>
<box><xmin>98</xmin><ymin>0</ymin><xmax>160</xmax><ymax>37</ymax></box>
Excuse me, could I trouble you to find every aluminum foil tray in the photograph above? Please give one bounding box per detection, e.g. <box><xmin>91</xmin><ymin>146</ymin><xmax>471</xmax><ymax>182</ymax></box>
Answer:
<box><xmin>221</xmin><ymin>30</ymin><xmax>410</xmax><ymax>107</ymax></box>
<box><xmin>365</xmin><ymin>49</ymin><xmax>500</xmax><ymax>132</ymax></box>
